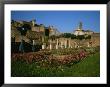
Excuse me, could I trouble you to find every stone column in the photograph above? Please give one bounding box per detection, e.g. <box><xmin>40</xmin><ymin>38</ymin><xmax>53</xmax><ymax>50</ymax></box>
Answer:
<box><xmin>42</xmin><ymin>43</ymin><xmax>46</xmax><ymax>49</ymax></box>
<box><xmin>56</xmin><ymin>45</ymin><xmax>58</xmax><ymax>49</ymax></box>
<box><xmin>42</xmin><ymin>44</ymin><xmax>45</xmax><ymax>49</ymax></box>
<box><xmin>32</xmin><ymin>40</ymin><xmax>35</xmax><ymax>52</ymax></box>
<box><xmin>65</xmin><ymin>40</ymin><xmax>67</xmax><ymax>48</ymax></box>
<box><xmin>88</xmin><ymin>42</ymin><xmax>89</xmax><ymax>47</ymax></box>
<box><xmin>56</xmin><ymin>39</ymin><xmax>58</xmax><ymax>49</ymax></box>
<box><xmin>50</xmin><ymin>43</ymin><xmax>52</xmax><ymax>50</ymax></box>
<box><xmin>49</xmin><ymin>40</ymin><xmax>52</xmax><ymax>50</ymax></box>
<box><xmin>57</xmin><ymin>39</ymin><xmax>58</xmax><ymax>45</ymax></box>
<box><xmin>61</xmin><ymin>41</ymin><xmax>63</xmax><ymax>49</ymax></box>
<box><xmin>74</xmin><ymin>42</ymin><xmax>77</xmax><ymax>48</ymax></box>
<box><xmin>69</xmin><ymin>39</ymin><xmax>71</xmax><ymax>48</ymax></box>
<box><xmin>19</xmin><ymin>35</ymin><xmax>24</xmax><ymax>53</ymax></box>
<box><xmin>42</xmin><ymin>36</ymin><xmax>44</xmax><ymax>42</ymax></box>
<box><xmin>33</xmin><ymin>40</ymin><xmax>35</xmax><ymax>45</ymax></box>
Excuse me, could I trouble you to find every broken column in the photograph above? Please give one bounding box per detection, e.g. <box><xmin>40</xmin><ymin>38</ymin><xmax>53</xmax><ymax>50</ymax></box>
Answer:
<box><xmin>42</xmin><ymin>43</ymin><xmax>45</xmax><ymax>49</ymax></box>
<box><xmin>49</xmin><ymin>40</ymin><xmax>52</xmax><ymax>50</ymax></box>
<box><xmin>56</xmin><ymin>39</ymin><xmax>58</xmax><ymax>49</ymax></box>
<box><xmin>32</xmin><ymin>40</ymin><xmax>35</xmax><ymax>52</ymax></box>
<box><xmin>33</xmin><ymin>40</ymin><xmax>35</xmax><ymax>45</ymax></box>
<box><xmin>68</xmin><ymin>39</ymin><xmax>71</xmax><ymax>48</ymax></box>
<box><xmin>64</xmin><ymin>40</ymin><xmax>67</xmax><ymax>48</ymax></box>
<box><xmin>74</xmin><ymin>42</ymin><xmax>77</xmax><ymax>48</ymax></box>
<box><xmin>61</xmin><ymin>41</ymin><xmax>63</xmax><ymax>49</ymax></box>
<box><xmin>56</xmin><ymin>45</ymin><xmax>58</xmax><ymax>49</ymax></box>
<box><xmin>87</xmin><ymin>42</ymin><xmax>90</xmax><ymax>47</ymax></box>
<box><xmin>50</xmin><ymin>43</ymin><xmax>52</xmax><ymax>50</ymax></box>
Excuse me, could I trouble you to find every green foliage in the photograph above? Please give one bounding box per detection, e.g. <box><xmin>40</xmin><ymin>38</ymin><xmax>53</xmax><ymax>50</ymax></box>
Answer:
<box><xmin>22</xmin><ymin>23</ymin><xmax>31</xmax><ymax>30</ymax></box>
<box><xmin>62</xmin><ymin>33</ymin><xmax>72</xmax><ymax>38</ymax></box>
<box><xmin>45</xmin><ymin>29</ymin><xmax>49</xmax><ymax>36</ymax></box>
<box><xmin>71</xmin><ymin>34</ymin><xmax>76</xmax><ymax>39</ymax></box>
<box><xmin>85</xmin><ymin>35</ymin><xmax>91</xmax><ymax>39</ymax></box>
<box><xmin>76</xmin><ymin>35</ymin><xmax>85</xmax><ymax>40</ymax></box>
<box><xmin>11</xmin><ymin>47</ymin><xmax>100</xmax><ymax>77</ymax></box>
<box><xmin>17</xmin><ymin>24</ymin><xmax>31</xmax><ymax>36</ymax></box>
<box><xmin>60</xmin><ymin>33</ymin><xmax>91</xmax><ymax>40</ymax></box>
<box><xmin>60</xmin><ymin>33</ymin><xmax>76</xmax><ymax>39</ymax></box>
<box><xmin>11</xmin><ymin>52</ymin><xmax>100</xmax><ymax>77</ymax></box>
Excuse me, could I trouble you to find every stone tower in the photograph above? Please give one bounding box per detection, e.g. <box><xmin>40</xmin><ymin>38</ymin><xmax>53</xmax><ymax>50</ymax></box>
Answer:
<box><xmin>78</xmin><ymin>22</ymin><xmax>82</xmax><ymax>30</ymax></box>
<box><xmin>31</xmin><ymin>19</ymin><xmax>36</xmax><ymax>27</ymax></box>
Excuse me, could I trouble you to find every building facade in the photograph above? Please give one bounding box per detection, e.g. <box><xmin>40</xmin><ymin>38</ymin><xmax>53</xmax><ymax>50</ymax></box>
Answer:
<box><xmin>73</xmin><ymin>22</ymin><xmax>94</xmax><ymax>36</ymax></box>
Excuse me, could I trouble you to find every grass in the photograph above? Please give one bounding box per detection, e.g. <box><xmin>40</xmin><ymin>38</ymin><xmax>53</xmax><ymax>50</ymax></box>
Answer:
<box><xmin>11</xmin><ymin>52</ymin><xmax>100</xmax><ymax>77</ymax></box>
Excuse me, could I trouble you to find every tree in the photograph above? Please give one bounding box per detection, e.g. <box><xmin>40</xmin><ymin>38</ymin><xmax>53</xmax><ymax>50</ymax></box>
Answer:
<box><xmin>76</xmin><ymin>35</ymin><xmax>85</xmax><ymax>40</ymax></box>
<box><xmin>85</xmin><ymin>35</ymin><xmax>91</xmax><ymax>39</ymax></box>
<box><xmin>22</xmin><ymin>23</ymin><xmax>31</xmax><ymax>30</ymax></box>
<box><xmin>61</xmin><ymin>33</ymin><xmax>72</xmax><ymax>38</ymax></box>
<box><xmin>17</xmin><ymin>24</ymin><xmax>31</xmax><ymax>36</ymax></box>
<box><xmin>45</xmin><ymin>29</ymin><xmax>49</xmax><ymax>36</ymax></box>
<box><xmin>71</xmin><ymin>34</ymin><xmax>76</xmax><ymax>39</ymax></box>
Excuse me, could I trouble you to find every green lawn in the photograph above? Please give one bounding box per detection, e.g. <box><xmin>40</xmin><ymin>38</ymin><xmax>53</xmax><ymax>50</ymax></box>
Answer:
<box><xmin>11</xmin><ymin>52</ymin><xmax>100</xmax><ymax>77</ymax></box>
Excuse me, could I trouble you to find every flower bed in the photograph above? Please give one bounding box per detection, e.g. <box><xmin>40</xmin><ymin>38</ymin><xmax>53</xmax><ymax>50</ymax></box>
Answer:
<box><xmin>11</xmin><ymin>47</ymin><xmax>99</xmax><ymax>66</ymax></box>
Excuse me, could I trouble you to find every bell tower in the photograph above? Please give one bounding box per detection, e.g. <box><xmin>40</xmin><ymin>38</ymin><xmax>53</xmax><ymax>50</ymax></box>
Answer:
<box><xmin>78</xmin><ymin>22</ymin><xmax>82</xmax><ymax>30</ymax></box>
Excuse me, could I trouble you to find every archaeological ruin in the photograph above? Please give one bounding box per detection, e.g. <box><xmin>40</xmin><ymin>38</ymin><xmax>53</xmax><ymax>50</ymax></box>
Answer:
<box><xmin>11</xmin><ymin>19</ymin><xmax>100</xmax><ymax>52</ymax></box>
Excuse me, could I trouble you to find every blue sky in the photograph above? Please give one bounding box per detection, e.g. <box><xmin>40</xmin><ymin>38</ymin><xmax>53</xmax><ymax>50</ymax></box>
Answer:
<box><xmin>11</xmin><ymin>11</ymin><xmax>100</xmax><ymax>33</ymax></box>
